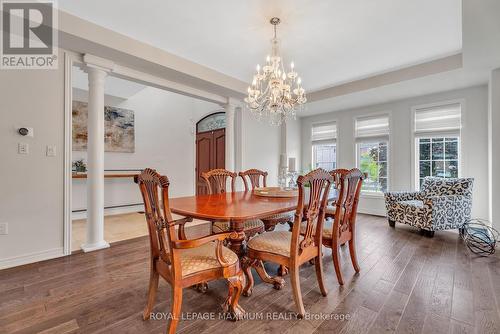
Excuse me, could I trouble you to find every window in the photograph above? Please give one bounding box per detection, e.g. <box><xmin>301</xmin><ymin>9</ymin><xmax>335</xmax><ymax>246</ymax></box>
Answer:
<box><xmin>312</xmin><ymin>122</ymin><xmax>337</xmax><ymax>170</ymax></box>
<box><xmin>355</xmin><ymin>115</ymin><xmax>390</xmax><ymax>193</ymax></box>
<box><xmin>414</xmin><ymin>103</ymin><xmax>461</xmax><ymax>188</ymax></box>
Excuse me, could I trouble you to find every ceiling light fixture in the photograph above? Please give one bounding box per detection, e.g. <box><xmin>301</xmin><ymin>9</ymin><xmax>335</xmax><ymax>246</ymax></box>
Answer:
<box><xmin>244</xmin><ymin>17</ymin><xmax>306</xmax><ymax>126</ymax></box>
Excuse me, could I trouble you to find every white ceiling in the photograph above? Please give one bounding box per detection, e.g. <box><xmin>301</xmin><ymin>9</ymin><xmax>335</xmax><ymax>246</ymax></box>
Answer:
<box><xmin>59</xmin><ymin>0</ymin><xmax>462</xmax><ymax>92</ymax></box>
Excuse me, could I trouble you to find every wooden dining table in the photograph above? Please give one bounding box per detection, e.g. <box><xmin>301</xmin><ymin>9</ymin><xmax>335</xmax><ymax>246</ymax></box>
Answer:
<box><xmin>169</xmin><ymin>191</ymin><xmax>299</xmax><ymax>257</ymax></box>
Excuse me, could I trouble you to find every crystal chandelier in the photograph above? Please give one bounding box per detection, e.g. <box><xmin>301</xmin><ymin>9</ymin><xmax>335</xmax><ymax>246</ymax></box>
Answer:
<box><xmin>244</xmin><ymin>17</ymin><xmax>306</xmax><ymax>125</ymax></box>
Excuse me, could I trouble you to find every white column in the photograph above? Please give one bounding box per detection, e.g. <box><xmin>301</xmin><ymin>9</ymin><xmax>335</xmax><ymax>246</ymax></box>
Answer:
<box><xmin>81</xmin><ymin>55</ymin><xmax>113</xmax><ymax>252</ymax></box>
<box><xmin>489</xmin><ymin>68</ymin><xmax>500</xmax><ymax>230</ymax></box>
<box><xmin>224</xmin><ymin>100</ymin><xmax>237</xmax><ymax>171</ymax></box>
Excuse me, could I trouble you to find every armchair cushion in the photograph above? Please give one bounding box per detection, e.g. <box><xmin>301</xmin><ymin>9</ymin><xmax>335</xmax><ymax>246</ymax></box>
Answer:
<box><xmin>179</xmin><ymin>242</ymin><xmax>238</xmax><ymax>277</ymax></box>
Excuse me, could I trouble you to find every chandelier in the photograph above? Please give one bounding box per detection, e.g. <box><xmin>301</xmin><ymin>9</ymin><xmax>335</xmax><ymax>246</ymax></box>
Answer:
<box><xmin>244</xmin><ymin>17</ymin><xmax>306</xmax><ymax>125</ymax></box>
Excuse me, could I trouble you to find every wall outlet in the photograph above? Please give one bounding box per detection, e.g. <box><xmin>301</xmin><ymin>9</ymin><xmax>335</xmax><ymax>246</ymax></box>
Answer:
<box><xmin>0</xmin><ymin>223</ymin><xmax>8</xmax><ymax>235</ymax></box>
<box><xmin>46</xmin><ymin>145</ymin><xmax>56</xmax><ymax>157</ymax></box>
<box><xmin>18</xmin><ymin>143</ymin><xmax>29</xmax><ymax>155</ymax></box>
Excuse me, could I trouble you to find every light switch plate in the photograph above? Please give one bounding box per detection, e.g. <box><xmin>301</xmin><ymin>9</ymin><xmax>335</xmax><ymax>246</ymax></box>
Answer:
<box><xmin>0</xmin><ymin>223</ymin><xmax>8</xmax><ymax>235</ymax></box>
<box><xmin>18</xmin><ymin>143</ymin><xmax>29</xmax><ymax>155</ymax></box>
<box><xmin>46</xmin><ymin>145</ymin><xmax>56</xmax><ymax>157</ymax></box>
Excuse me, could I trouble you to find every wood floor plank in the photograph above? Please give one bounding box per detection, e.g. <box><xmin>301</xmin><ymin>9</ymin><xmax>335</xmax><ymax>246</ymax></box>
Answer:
<box><xmin>1</xmin><ymin>215</ymin><xmax>500</xmax><ymax>334</ymax></box>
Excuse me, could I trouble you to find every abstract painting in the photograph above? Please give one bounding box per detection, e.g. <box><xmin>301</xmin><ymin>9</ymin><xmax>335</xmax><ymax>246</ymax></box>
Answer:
<box><xmin>72</xmin><ymin>101</ymin><xmax>135</xmax><ymax>153</ymax></box>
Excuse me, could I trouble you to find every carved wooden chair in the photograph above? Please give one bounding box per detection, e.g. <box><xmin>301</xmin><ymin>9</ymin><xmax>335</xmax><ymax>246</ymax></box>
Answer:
<box><xmin>324</xmin><ymin>169</ymin><xmax>347</xmax><ymax>220</ymax></box>
<box><xmin>202</xmin><ymin>169</ymin><xmax>265</xmax><ymax>238</ymax></box>
<box><xmin>243</xmin><ymin>168</ymin><xmax>333</xmax><ymax>317</ymax></box>
<box><xmin>136</xmin><ymin>168</ymin><xmax>244</xmax><ymax>333</ymax></box>
<box><xmin>323</xmin><ymin>168</ymin><xmax>364</xmax><ymax>285</ymax></box>
<box><xmin>239</xmin><ymin>169</ymin><xmax>295</xmax><ymax>232</ymax></box>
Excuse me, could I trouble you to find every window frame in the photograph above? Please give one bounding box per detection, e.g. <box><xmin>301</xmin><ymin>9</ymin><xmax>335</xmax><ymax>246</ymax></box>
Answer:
<box><xmin>353</xmin><ymin>112</ymin><xmax>392</xmax><ymax>197</ymax></box>
<box><xmin>311</xmin><ymin>120</ymin><xmax>338</xmax><ymax>171</ymax></box>
<box><xmin>410</xmin><ymin>99</ymin><xmax>464</xmax><ymax>190</ymax></box>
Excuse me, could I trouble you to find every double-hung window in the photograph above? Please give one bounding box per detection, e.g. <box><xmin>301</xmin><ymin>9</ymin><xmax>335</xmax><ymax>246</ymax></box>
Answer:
<box><xmin>355</xmin><ymin>115</ymin><xmax>390</xmax><ymax>193</ymax></box>
<box><xmin>312</xmin><ymin>122</ymin><xmax>337</xmax><ymax>170</ymax></box>
<box><xmin>414</xmin><ymin>102</ymin><xmax>461</xmax><ymax>189</ymax></box>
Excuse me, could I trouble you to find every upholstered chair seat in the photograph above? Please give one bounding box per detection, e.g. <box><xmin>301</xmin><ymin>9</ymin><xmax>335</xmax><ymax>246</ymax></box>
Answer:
<box><xmin>180</xmin><ymin>242</ymin><xmax>239</xmax><ymax>277</ymax></box>
<box><xmin>299</xmin><ymin>219</ymin><xmax>334</xmax><ymax>240</ymax></box>
<box><xmin>212</xmin><ymin>219</ymin><xmax>265</xmax><ymax>238</ymax></box>
<box><xmin>247</xmin><ymin>231</ymin><xmax>304</xmax><ymax>257</ymax></box>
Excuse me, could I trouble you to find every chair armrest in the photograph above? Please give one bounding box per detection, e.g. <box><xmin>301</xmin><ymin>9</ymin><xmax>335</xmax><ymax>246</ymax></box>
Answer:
<box><xmin>384</xmin><ymin>191</ymin><xmax>421</xmax><ymax>202</ymax></box>
<box><xmin>171</xmin><ymin>231</ymin><xmax>237</xmax><ymax>249</ymax></box>
<box><xmin>169</xmin><ymin>217</ymin><xmax>193</xmax><ymax>226</ymax></box>
<box><xmin>169</xmin><ymin>217</ymin><xmax>193</xmax><ymax>240</ymax></box>
<box><xmin>171</xmin><ymin>231</ymin><xmax>238</xmax><ymax>268</ymax></box>
<box><xmin>424</xmin><ymin>195</ymin><xmax>472</xmax><ymax>230</ymax></box>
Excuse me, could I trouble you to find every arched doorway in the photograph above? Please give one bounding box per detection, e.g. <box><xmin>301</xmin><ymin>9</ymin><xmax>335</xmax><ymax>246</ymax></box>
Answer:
<box><xmin>196</xmin><ymin>112</ymin><xmax>226</xmax><ymax>194</ymax></box>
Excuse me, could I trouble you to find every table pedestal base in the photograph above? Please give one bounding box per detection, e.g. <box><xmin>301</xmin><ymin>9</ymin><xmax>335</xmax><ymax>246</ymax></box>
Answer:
<box><xmin>242</xmin><ymin>258</ymin><xmax>285</xmax><ymax>297</ymax></box>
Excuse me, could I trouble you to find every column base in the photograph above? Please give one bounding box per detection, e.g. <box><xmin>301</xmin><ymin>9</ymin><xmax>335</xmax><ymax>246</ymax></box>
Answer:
<box><xmin>81</xmin><ymin>240</ymin><xmax>110</xmax><ymax>253</ymax></box>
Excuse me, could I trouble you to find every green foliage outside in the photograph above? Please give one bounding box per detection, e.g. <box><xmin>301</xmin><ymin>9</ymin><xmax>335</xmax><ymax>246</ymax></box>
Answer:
<box><xmin>359</xmin><ymin>146</ymin><xmax>379</xmax><ymax>181</ymax></box>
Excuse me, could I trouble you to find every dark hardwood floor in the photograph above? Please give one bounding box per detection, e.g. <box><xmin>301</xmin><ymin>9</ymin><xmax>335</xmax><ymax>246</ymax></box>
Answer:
<box><xmin>1</xmin><ymin>214</ymin><xmax>500</xmax><ymax>334</ymax></box>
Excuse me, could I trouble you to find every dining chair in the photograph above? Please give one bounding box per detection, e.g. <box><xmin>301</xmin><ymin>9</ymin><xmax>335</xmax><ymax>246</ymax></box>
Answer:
<box><xmin>202</xmin><ymin>168</ymin><xmax>265</xmax><ymax>238</ymax></box>
<box><xmin>136</xmin><ymin>168</ymin><xmax>244</xmax><ymax>333</ymax></box>
<box><xmin>323</xmin><ymin>168</ymin><xmax>364</xmax><ymax>285</ymax></box>
<box><xmin>243</xmin><ymin>168</ymin><xmax>333</xmax><ymax>317</ymax></box>
<box><xmin>239</xmin><ymin>169</ymin><xmax>295</xmax><ymax>232</ymax></box>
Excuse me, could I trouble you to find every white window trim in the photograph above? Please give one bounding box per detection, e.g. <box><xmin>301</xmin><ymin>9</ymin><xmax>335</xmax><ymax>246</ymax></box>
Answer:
<box><xmin>353</xmin><ymin>112</ymin><xmax>392</xmax><ymax>196</ymax></box>
<box><xmin>410</xmin><ymin>99</ymin><xmax>465</xmax><ymax>190</ymax></box>
<box><xmin>311</xmin><ymin>120</ymin><xmax>339</xmax><ymax>171</ymax></box>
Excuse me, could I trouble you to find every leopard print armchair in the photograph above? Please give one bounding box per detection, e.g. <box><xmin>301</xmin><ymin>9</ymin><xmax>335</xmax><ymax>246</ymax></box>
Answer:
<box><xmin>384</xmin><ymin>177</ymin><xmax>474</xmax><ymax>235</ymax></box>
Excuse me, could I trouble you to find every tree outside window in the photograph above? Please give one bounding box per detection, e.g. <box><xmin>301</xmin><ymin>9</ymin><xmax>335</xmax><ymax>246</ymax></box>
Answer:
<box><xmin>358</xmin><ymin>142</ymin><xmax>388</xmax><ymax>193</ymax></box>
<box><xmin>417</xmin><ymin>137</ymin><xmax>459</xmax><ymax>188</ymax></box>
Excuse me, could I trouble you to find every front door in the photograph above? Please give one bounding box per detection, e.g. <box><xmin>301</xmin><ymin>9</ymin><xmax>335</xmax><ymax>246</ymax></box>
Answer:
<box><xmin>196</xmin><ymin>128</ymin><xmax>225</xmax><ymax>195</ymax></box>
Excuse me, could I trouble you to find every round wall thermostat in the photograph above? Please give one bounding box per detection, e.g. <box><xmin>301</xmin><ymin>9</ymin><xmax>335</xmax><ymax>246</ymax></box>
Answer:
<box><xmin>18</xmin><ymin>127</ymin><xmax>29</xmax><ymax>136</ymax></box>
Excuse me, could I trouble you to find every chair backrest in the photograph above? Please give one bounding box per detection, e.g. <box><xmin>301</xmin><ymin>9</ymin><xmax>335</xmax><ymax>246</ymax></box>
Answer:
<box><xmin>421</xmin><ymin>177</ymin><xmax>474</xmax><ymax>198</ymax></box>
<box><xmin>239</xmin><ymin>169</ymin><xmax>268</xmax><ymax>191</ymax></box>
<box><xmin>292</xmin><ymin>168</ymin><xmax>333</xmax><ymax>256</ymax></box>
<box><xmin>330</xmin><ymin>168</ymin><xmax>364</xmax><ymax>242</ymax></box>
<box><xmin>202</xmin><ymin>169</ymin><xmax>237</xmax><ymax>194</ymax></box>
<box><xmin>135</xmin><ymin>168</ymin><xmax>175</xmax><ymax>265</ymax></box>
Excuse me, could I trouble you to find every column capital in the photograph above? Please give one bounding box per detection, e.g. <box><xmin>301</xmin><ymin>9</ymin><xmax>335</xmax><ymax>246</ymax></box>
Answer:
<box><xmin>223</xmin><ymin>97</ymin><xmax>243</xmax><ymax>110</ymax></box>
<box><xmin>83</xmin><ymin>54</ymin><xmax>114</xmax><ymax>74</ymax></box>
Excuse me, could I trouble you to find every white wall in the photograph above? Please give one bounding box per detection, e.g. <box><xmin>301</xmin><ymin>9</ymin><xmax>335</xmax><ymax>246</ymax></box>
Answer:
<box><xmin>286</xmin><ymin>118</ymin><xmax>302</xmax><ymax>173</ymax></box>
<box><xmin>72</xmin><ymin>85</ymin><xmax>219</xmax><ymax>217</ymax></box>
<box><xmin>240</xmin><ymin>111</ymin><xmax>281</xmax><ymax>186</ymax></box>
<box><xmin>489</xmin><ymin>69</ymin><xmax>500</xmax><ymax>229</ymax></box>
<box><xmin>301</xmin><ymin>85</ymin><xmax>489</xmax><ymax>218</ymax></box>
<box><xmin>0</xmin><ymin>54</ymin><xmax>65</xmax><ymax>267</ymax></box>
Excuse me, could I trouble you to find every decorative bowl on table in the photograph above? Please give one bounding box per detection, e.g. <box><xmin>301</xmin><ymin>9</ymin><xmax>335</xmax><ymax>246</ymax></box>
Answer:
<box><xmin>253</xmin><ymin>187</ymin><xmax>298</xmax><ymax>198</ymax></box>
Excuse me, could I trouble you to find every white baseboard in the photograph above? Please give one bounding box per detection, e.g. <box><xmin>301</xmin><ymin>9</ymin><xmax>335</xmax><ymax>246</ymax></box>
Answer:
<box><xmin>358</xmin><ymin>207</ymin><xmax>387</xmax><ymax>217</ymax></box>
<box><xmin>0</xmin><ymin>247</ymin><xmax>64</xmax><ymax>270</ymax></box>
<box><xmin>72</xmin><ymin>204</ymin><xmax>143</xmax><ymax>220</ymax></box>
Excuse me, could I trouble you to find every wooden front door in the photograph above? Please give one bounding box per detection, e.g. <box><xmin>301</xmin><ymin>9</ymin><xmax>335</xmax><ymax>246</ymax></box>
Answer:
<box><xmin>196</xmin><ymin>128</ymin><xmax>225</xmax><ymax>194</ymax></box>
